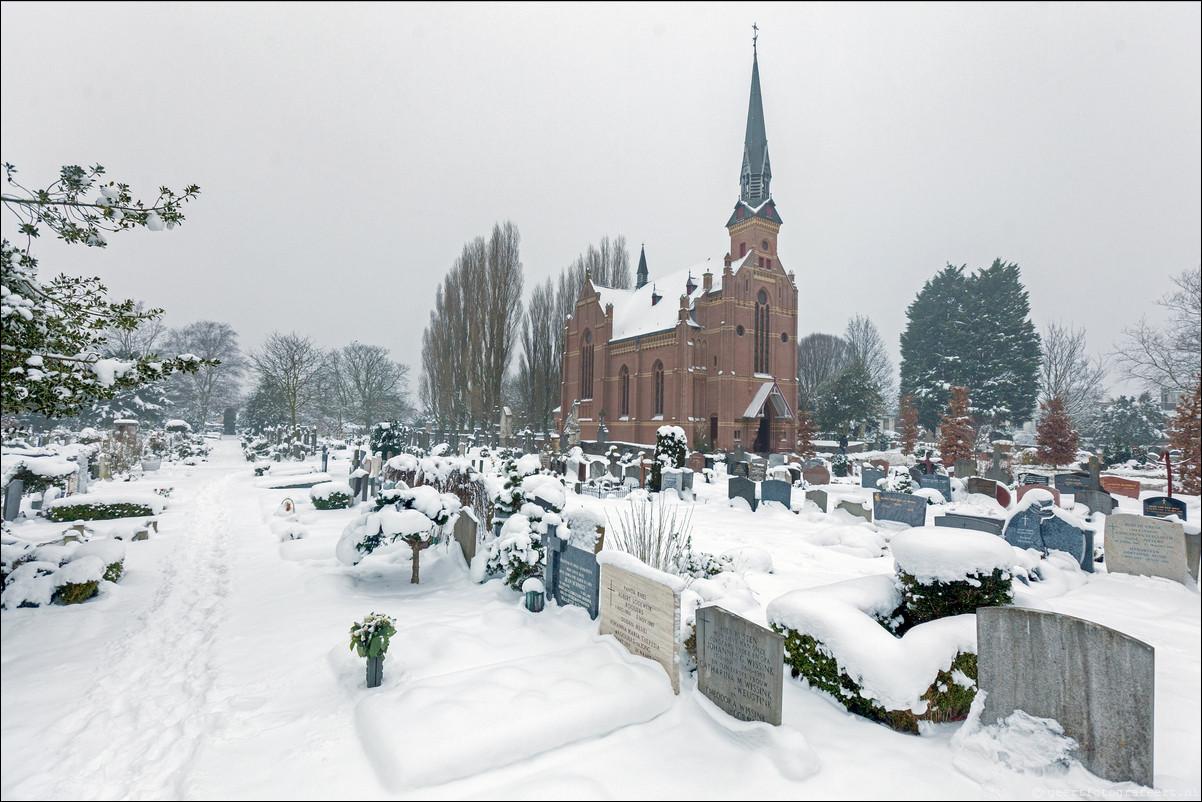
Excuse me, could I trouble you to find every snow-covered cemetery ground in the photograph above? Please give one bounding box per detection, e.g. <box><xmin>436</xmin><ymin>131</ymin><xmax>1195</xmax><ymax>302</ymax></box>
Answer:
<box><xmin>2</xmin><ymin>436</ymin><xmax>1200</xmax><ymax>800</ymax></box>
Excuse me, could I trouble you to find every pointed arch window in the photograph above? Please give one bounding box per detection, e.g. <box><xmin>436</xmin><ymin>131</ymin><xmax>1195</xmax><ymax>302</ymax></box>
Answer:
<box><xmin>755</xmin><ymin>289</ymin><xmax>770</xmax><ymax>374</ymax></box>
<box><xmin>581</xmin><ymin>329</ymin><xmax>595</xmax><ymax>399</ymax></box>
<box><xmin>653</xmin><ymin>361</ymin><xmax>665</xmax><ymax>417</ymax></box>
<box><xmin>620</xmin><ymin>365</ymin><xmax>630</xmax><ymax>417</ymax></box>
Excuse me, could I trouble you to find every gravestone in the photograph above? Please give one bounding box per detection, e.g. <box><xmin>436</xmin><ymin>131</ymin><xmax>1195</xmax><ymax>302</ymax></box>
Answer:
<box><xmin>954</xmin><ymin>458</ymin><xmax>977</xmax><ymax>478</ymax></box>
<box><xmin>679</xmin><ymin>469</ymin><xmax>694</xmax><ymax>493</ymax></box>
<box><xmin>732</xmin><ymin>445</ymin><xmax>747</xmax><ymax>464</ymax></box>
<box><xmin>731</xmin><ymin>461</ymin><xmax>750</xmax><ymax>479</ymax></box>
<box><xmin>688</xmin><ymin>452</ymin><xmax>705</xmax><ymax>474</ymax></box>
<box><xmin>1016</xmin><ymin>485</ymin><xmax>1061</xmax><ymax>506</ymax></box>
<box><xmin>1054</xmin><ymin>473</ymin><xmax>1090</xmax><ymax>494</ymax></box>
<box><xmin>861</xmin><ymin>468</ymin><xmax>887</xmax><ymax>490</ymax></box>
<box><xmin>1099</xmin><ymin>476</ymin><xmax>1141</xmax><ymax>500</ymax></box>
<box><xmin>1075</xmin><ymin>489</ymin><xmax>1118</xmax><ymax>517</ymax></box>
<box><xmin>966</xmin><ymin>477</ymin><xmax>998</xmax><ymax>498</ymax></box>
<box><xmin>933</xmin><ymin>513</ymin><xmax>1005</xmax><ymax>536</ymax></box>
<box><xmin>3</xmin><ymin>478</ymin><xmax>23</xmax><ymax>522</ymax></box>
<box><xmin>760</xmin><ymin>479</ymin><xmax>792</xmax><ymax>509</ymax></box>
<box><xmin>1104</xmin><ymin>514</ymin><xmax>1192</xmax><ymax>585</ymax></box>
<box><xmin>1018</xmin><ymin>472</ymin><xmax>1049</xmax><ymax>487</ymax></box>
<box><xmin>545</xmin><ymin>529</ymin><xmax>602</xmax><ymax>618</ymax></box>
<box><xmin>802</xmin><ymin>457</ymin><xmax>825</xmax><ymax>470</ymax></box>
<box><xmin>695</xmin><ymin>605</ymin><xmax>784</xmax><ymax>725</ymax></box>
<box><xmin>918</xmin><ymin>474</ymin><xmax>952</xmax><ymax>502</ymax></box>
<box><xmin>805</xmin><ymin>489</ymin><xmax>828</xmax><ymax>513</ymax></box>
<box><xmin>599</xmin><ymin>561</ymin><xmax>681</xmax><ymax>693</ymax></box>
<box><xmin>873</xmin><ymin>490</ymin><xmax>927</xmax><ymax>528</ymax></box>
<box><xmin>977</xmin><ymin>607</ymin><xmax>1154</xmax><ymax>787</ymax></box>
<box><xmin>704</xmin><ymin>456</ymin><xmax>715</xmax><ymax>470</ymax></box>
<box><xmin>767</xmin><ymin>454</ymin><xmax>785</xmax><ymax>468</ymax></box>
<box><xmin>728</xmin><ymin>475</ymin><xmax>758</xmax><ymax>512</ymax></box>
<box><xmin>835</xmin><ymin>499</ymin><xmax>872</xmax><ymax>522</ymax></box>
<box><xmin>77</xmin><ymin>465</ymin><xmax>88</xmax><ymax>495</ymax></box>
<box><xmin>802</xmin><ymin>465</ymin><xmax>831</xmax><ymax>486</ymax></box>
<box><xmin>1004</xmin><ymin>499</ymin><xmax>1094</xmax><ymax>571</ymax></box>
<box><xmin>453</xmin><ymin>508</ymin><xmax>478</xmax><ymax>563</ymax></box>
<box><xmin>1143</xmin><ymin>496</ymin><xmax>1187</xmax><ymax>521</ymax></box>
<box><xmin>787</xmin><ymin>466</ymin><xmax>801</xmax><ymax>484</ymax></box>
<box><xmin>623</xmin><ymin>464</ymin><xmax>641</xmax><ymax>486</ymax></box>
<box><xmin>984</xmin><ymin>449</ymin><xmax>1011</xmax><ymax>485</ymax></box>
<box><xmin>589</xmin><ymin>461</ymin><xmax>606</xmax><ymax>481</ymax></box>
<box><xmin>748</xmin><ymin>461</ymin><xmax>767</xmax><ymax>483</ymax></box>
<box><xmin>661</xmin><ymin>470</ymin><xmax>683</xmax><ymax>494</ymax></box>
<box><xmin>869</xmin><ymin>458</ymin><xmax>890</xmax><ymax>472</ymax></box>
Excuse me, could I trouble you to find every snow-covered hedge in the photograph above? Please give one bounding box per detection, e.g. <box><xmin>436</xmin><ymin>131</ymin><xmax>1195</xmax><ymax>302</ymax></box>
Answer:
<box><xmin>1</xmin><ymin>536</ymin><xmax>126</xmax><ymax>608</ymax></box>
<box><xmin>892</xmin><ymin>529</ymin><xmax>1015</xmax><ymax>629</ymax></box>
<box><xmin>310</xmin><ymin>481</ymin><xmax>355</xmax><ymax>510</ymax></box>
<box><xmin>45</xmin><ymin>493</ymin><xmax>164</xmax><ymax>522</ymax></box>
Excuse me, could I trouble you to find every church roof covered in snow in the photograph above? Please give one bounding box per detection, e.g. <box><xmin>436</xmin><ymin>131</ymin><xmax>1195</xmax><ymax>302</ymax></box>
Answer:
<box><xmin>591</xmin><ymin>251</ymin><xmax>750</xmax><ymax>343</ymax></box>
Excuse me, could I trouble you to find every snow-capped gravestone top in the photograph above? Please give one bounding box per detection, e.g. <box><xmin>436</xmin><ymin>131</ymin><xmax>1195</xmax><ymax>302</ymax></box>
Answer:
<box><xmin>1018</xmin><ymin>473</ymin><xmax>1050</xmax><ymax>486</ymax></box>
<box><xmin>836</xmin><ymin>499</ymin><xmax>872</xmax><ymax>522</ymax></box>
<box><xmin>1004</xmin><ymin>498</ymin><xmax>1094</xmax><ymax>572</ymax></box>
<box><xmin>452</xmin><ymin>508</ymin><xmax>478</xmax><ymax>563</ymax></box>
<box><xmin>872</xmin><ymin>490</ymin><xmax>927</xmax><ymax>528</ymax></box>
<box><xmin>977</xmin><ymin>607</ymin><xmax>1154</xmax><ymax>788</ymax></box>
<box><xmin>805</xmin><ymin>489</ymin><xmax>828</xmax><ymax>513</ymax></box>
<box><xmin>1104</xmin><ymin>514</ymin><xmax>1189</xmax><ymax>585</ymax></box>
<box><xmin>597</xmin><ymin>553</ymin><xmax>682</xmax><ymax>694</ymax></box>
<box><xmin>544</xmin><ymin>528</ymin><xmax>601</xmax><ymax>619</ymax></box>
<box><xmin>695</xmin><ymin>605</ymin><xmax>784</xmax><ymax>725</ymax></box>
<box><xmin>1016</xmin><ymin>484</ymin><xmax>1061</xmax><ymax>506</ymax></box>
<box><xmin>748</xmin><ymin>460</ymin><xmax>767</xmax><ymax>483</ymax></box>
<box><xmin>1143</xmin><ymin>496</ymin><xmax>1187</xmax><ymax>521</ymax></box>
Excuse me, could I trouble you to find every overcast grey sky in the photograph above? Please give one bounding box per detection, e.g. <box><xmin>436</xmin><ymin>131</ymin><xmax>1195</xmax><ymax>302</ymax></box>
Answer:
<box><xmin>3</xmin><ymin>2</ymin><xmax>1199</xmax><ymax>402</ymax></box>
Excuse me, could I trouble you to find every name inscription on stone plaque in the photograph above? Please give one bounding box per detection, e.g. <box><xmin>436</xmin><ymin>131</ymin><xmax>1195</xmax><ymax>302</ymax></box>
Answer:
<box><xmin>695</xmin><ymin>606</ymin><xmax>783</xmax><ymax>725</ymax></box>
<box><xmin>1104</xmin><ymin>514</ymin><xmax>1188</xmax><ymax>585</ymax></box>
<box><xmin>599</xmin><ymin>562</ymin><xmax>680</xmax><ymax>693</ymax></box>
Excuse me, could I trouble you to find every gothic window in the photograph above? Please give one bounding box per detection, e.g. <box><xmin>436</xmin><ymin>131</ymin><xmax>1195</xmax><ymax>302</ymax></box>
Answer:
<box><xmin>654</xmin><ymin>361</ymin><xmax>665</xmax><ymax>417</ymax></box>
<box><xmin>755</xmin><ymin>290</ymin><xmax>770</xmax><ymax>374</ymax></box>
<box><xmin>581</xmin><ymin>329</ymin><xmax>594</xmax><ymax>399</ymax></box>
<box><xmin>620</xmin><ymin>365</ymin><xmax>630</xmax><ymax>417</ymax></box>
<box><xmin>740</xmin><ymin>242</ymin><xmax>747</xmax><ymax>257</ymax></box>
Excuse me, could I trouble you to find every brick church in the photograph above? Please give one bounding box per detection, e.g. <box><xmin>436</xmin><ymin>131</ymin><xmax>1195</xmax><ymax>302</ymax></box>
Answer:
<box><xmin>558</xmin><ymin>46</ymin><xmax>798</xmax><ymax>454</ymax></box>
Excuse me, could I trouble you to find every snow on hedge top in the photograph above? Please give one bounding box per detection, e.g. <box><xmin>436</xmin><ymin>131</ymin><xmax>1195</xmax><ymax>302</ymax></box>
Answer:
<box><xmin>891</xmin><ymin>528</ymin><xmax>1016</xmax><ymax>583</ymax></box>
<box><xmin>47</xmin><ymin>493</ymin><xmax>165</xmax><ymax>513</ymax></box>
<box><xmin>657</xmin><ymin>425</ymin><xmax>687</xmax><ymax>443</ymax></box>
<box><xmin>766</xmin><ymin>574</ymin><xmax>976</xmax><ymax>713</ymax></box>
<box><xmin>596</xmin><ymin>549</ymin><xmax>688</xmax><ymax>594</ymax></box>
<box><xmin>2</xmin><ymin>453</ymin><xmax>80</xmax><ymax>486</ymax></box>
<box><xmin>310</xmin><ymin>481</ymin><xmax>353</xmax><ymax>500</ymax></box>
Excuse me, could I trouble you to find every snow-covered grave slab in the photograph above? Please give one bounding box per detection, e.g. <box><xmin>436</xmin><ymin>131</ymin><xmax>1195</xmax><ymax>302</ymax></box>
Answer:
<box><xmin>353</xmin><ymin>640</ymin><xmax>675</xmax><ymax>790</ymax></box>
<box><xmin>254</xmin><ymin>472</ymin><xmax>331</xmax><ymax>489</ymax></box>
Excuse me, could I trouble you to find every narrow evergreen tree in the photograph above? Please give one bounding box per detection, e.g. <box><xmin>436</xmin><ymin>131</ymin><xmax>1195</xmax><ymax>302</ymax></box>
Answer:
<box><xmin>1167</xmin><ymin>382</ymin><xmax>1201</xmax><ymax>495</ymax></box>
<box><xmin>898</xmin><ymin>395</ymin><xmax>920</xmax><ymax>456</ymax></box>
<box><xmin>796</xmin><ymin>405</ymin><xmax>817</xmax><ymax>460</ymax></box>
<box><xmin>938</xmin><ymin>386</ymin><xmax>976</xmax><ymax>469</ymax></box>
<box><xmin>1035</xmin><ymin>397</ymin><xmax>1079</xmax><ymax>468</ymax></box>
<box><xmin>818</xmin><ymin>358</ymin><xmax>884</xmax><ymax>438</ymax></box>
<box><xmin>1094</xmin><ymin>393</ymin><xmax>1165</xmax><ymax>466</ymax></box>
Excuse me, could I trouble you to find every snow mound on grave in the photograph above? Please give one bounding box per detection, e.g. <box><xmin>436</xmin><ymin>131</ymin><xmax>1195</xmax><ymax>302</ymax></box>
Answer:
<box><xmin>310</xmin><ymin>480</ymin><xmax>353</xmax><ymax>500</ymax></box>
<box><xmin>522</xmin><ymin>473</ymin><xmax>565</xmax><ymax>509</ymax></box>
<box><xmin>73</xmin><ymin>538</ymin><xmax>125</xmax><ymax>566</ymax></box>
<box><xmin>721</xmin><ymin>546</ymin><xmax>774</xmax><ymax>574</ymax></box>
<box><xmin>767</xmin><ymin>575</ymin><xmax>977</xmax><ymax>713</ymax></box>
<box><xmin>891</xmin><ymin>528</ymin><xmax>1017</xmax><ymax>584</ymax></box>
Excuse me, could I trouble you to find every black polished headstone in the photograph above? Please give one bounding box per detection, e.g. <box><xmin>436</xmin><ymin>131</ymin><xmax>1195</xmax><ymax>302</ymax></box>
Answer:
<box><xmin>544</xmin><ymin>529</ymin><xmax>601</xmax><ymax>619</ymax></box>
<box><xmin>1054</xmin><ymin>473</ymin><xmax>1090</xmax><ymax>494</ymax></box>
<box><xmin>731</xmin><ymin>461</ymin><xmax>750</xmax><ymax>479</ymax></box>
<box><xmin>873</xmin><ymin>490</ymin><xmax>927</xmax><ymax>527</ymax></box>
<box><xmin>1004</xmin><ymin>499</ymin><xmax>1093</xmax><ymax>571</ymax></box>
<box><xmin>861</xmin><ymin>468</ymin><xmax>886</xmax><ymax>490</ymax></box>
<box><xmin>918</xmin><ymin>473</ymin><xmax>952</xmax><ymax>502</ymax></box>
<box><xmin>760</xmin><ymin>479</ymin><xmax>792</xmax><ymax>509</ymax></box>
<box><xmin>728</xmin><ymin>475</ymin><xmax>758</xmax><ymax>512</ymax></box>
<box><xmin>1019</xmin><ymin>473</ymin><xmax>1049</xmax><ymax>487</ymax></box>
<box><xmin>1143</xmin><ymin>496</ymin><xmax>1187</xmax><ymax>521</ymax></box>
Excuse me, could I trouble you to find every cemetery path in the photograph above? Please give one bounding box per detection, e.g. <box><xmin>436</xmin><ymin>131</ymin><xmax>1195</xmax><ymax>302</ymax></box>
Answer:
<box><xmin>35</xmin><ymin>470</ymin><xmax>237</xmax><ymax>800</ymax></box>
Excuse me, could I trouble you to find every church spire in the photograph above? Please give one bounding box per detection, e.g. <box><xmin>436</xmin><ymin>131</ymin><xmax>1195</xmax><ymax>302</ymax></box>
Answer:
<box><xmin>739</xmin><ymin>30</ymin><xmax>772</xmax><ymax>208</ymax></box>
<box><xmin>635</xmin><ymin>244</ymin><xmax>649</xmax><ymax>289</ymax></box>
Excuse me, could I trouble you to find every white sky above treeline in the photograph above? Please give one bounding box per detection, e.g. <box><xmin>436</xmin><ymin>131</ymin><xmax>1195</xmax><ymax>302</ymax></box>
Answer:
<box><xmin>2</xmin><ymin>3</ymin><xmax>1198</xmax><ymax>400</ymax></box>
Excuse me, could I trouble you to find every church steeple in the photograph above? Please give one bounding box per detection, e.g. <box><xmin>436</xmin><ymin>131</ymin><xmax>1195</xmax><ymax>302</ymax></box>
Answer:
<box><xmin>635</xmin><ymin>244</ymin><xmax>649</xmax><ymax>289</ymax></box>
<box><xmin>739</xmin><ymin>45</ymin><xmax>772</xmax><ymax>207</ymax></box>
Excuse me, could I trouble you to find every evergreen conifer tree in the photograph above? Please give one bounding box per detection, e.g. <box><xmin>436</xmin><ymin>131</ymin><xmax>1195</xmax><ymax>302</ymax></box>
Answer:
<box><xmin>938</xmin><ymin>386</ymin><xmax>976</xmax><ymax>468</ymax></box>
<box><xmin>1167</xmin><ymin>382</ymin><xmax>1201</xmax><ymax>495</ymax></box>
<box><xmin>1035</xmin><ymin>396</ymin><xmax>1079</xmax><ymax>468</ymax></box>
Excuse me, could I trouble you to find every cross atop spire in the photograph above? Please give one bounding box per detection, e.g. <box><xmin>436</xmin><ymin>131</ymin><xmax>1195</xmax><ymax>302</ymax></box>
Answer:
<box><xmin>752</xmin><ymin>22</ymin><xmax>758</xmax><ymax>57</ymax></box>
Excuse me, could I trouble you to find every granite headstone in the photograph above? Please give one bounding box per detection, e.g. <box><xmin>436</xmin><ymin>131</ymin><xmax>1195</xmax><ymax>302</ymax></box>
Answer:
<box><xmin>599</xmin><ymin>561</ymin><xmax>680</xmax><ymax>693</ymax></box>
<box><xmin>802</xmin><ymin>465</ymin><xmax>831</xmax><ymax>486</ymax></box>
<box><xmin>695</xmin><ymin>605</ymin><xmax>784</xmax><ymax>725</ymax></box>
<box><xmin>760</xmin><ymin>479</ymin><xmax>792</xmax><ymax>509</ymax></box>
<box><xmin>1104</xmin><ymin>514</ymin><xmax>1192</xmax><ymax>584</ymax></box>
<box><xmin>545</xmin><ymin>529</ymin><xmax>602</xmax><ymax>618</ymax></box>
<box><xmin>1100</xmin><ymin>476</ymin><xmax>1141</xmax><ymax>500</ymax></box>
<box><xmin>861</xmin><ymin>468</ymin><xmax>887</xmax><ymax>490</ymax></box>
<box><xmin>835</xmin><ymin>499</ymin><xmax>873</xmax><ymax>522</ymax></box>
<box><xmin>966</xmin><ymin>477</ymin><xmax>998</xmax><ymax>498</ymax></box>
<box><xmin>1143</xmin><ymin>496</ymin><xmax>1187</xmax><ymax>521</ymax></box>
<box><xmin>918</xmin><ymin>473</ymin><xmax>952</xmax><ymax>502</ymax></box>
<box><xmin>728</xmin><ymin>475</ymin><xmax>758</xmax><ymax>512</ymax></box>
<box><xmin>805</xmin><ymin>489</ymin><xmax>828</xmax><ymax>513</ymax></box>
<box><xmin>873</xmin><ymin>490</ymin><xmax>927</xmax><ymax>528</ymax></box>
<box><xmin>933</xmin><ymin>513</ymin><xmax>1005</xmax><ymax>536</ymax></box>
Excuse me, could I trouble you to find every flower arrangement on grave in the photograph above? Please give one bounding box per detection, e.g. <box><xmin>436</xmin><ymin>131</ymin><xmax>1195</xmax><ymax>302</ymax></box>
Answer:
<box><xmin>334</xmin><ymin>486</ymin><xmax>461</xmax><ymax>583</ymax></box>
<box><xmin>651</xmin><ymin>425</ymin><xmax>687</xmax><ymax>492</ymax></box>
<box><xmin>768</xmin><ymin>528</ymin><xmax>1014</xmax><ymax>734</ymax></box>
<box><xmin>350</xmin><ymin>612</ymin><xmax>396</xmax><ymax>659</ymax></box>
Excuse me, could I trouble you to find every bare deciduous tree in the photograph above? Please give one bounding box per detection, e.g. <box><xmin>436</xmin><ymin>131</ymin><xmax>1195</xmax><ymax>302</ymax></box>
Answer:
<box><xmin>166</xmin><ymin>320</ymin><xmax>247</xmax><ymax>430</ymax></box>
<box><xmin>517</xmin><ymin>277</ymin><xmax>559</xmax><ymax>431</ymax></box>
<box><xmin>844</xmin><ymin>314</ymin><xmax>895</xmax><ymax>407</ymax></box>
<box><xmin>327</xmin><ymin>341</ymin><xmax>412</xmax><ymax>431</ymax></box>
<box><xmin>1113</xmin><ymin>266</ymin><xmax>1202</xmax><ymax>394</ymax></box>
<box><xmin>251</xmin><ymin>331</ymin><xmax>326</xmax><ymax>429</ymax></box>
<box><xmin>1040</xmin><ymin>321</ymin><xmax>1108</xmax><ymax>432</ymax></box>
<box><xmin>797</xmin><ymin>332</ymin><xmax>850</xmax><ymax>411</ymax></box>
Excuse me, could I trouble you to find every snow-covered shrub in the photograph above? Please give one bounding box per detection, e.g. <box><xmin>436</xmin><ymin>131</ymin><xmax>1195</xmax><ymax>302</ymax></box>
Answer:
<box><xmin>768</xmin><ymin>574</ymin><xmax>979</xmax><ymax>735</ymax></box>
<box><xmin>241</xmin><ymin>434</ymin><xmax>271</xmax><ymax>462</ymax></box>
<box><xmin>831</xmin><ymin>453</ymin><xmax>850</xmax><ymax>477</ymax></box>
<box><xmin>386</xmin><ymin>453</ymin><xmax>494</xmax><ymax>529</ymax></box>
<box><xmin>891</xmin><ymin>530</ymin><xmax>1014</xmax><ymax>631</ymax></box>
<box><xmin>1</xmin><ymin>561</ymin><xmax>59</xmax><ymax>608</ymax></box>
<box><xmin>310</xmin><ymin>481</ymin><xmax>354</xmax><ymax>510</ymax></box>
<box><xmin>335</xmin><ymin>485</ymin><xmax>461</xmax><ymax>583</ymax></box>
<box><xmin>74</xmin><ymin>538</ymin><xmax>126</xmax><ymax>583</ymax></box>
<box><xmin>54</xmin><ymin>555</ymin><xmax>105</xmax><ymax>604</ymax></box>
<box><xmin>484</xmin><ymin>513</ymin><xmax>548</xmax><ymax>591</ymax></box>
<box><xmin>881</xmin><ymin>467</ymin><xmax>913</xmax><ymax>494</ymax></box>
<box><xmin>45</xmin><ymin>496</ymin><xmax>161</xmax><ymax>522</ymax></box>
<box><xmin>369</xmin><ymin>421</ymin><xmax>407</xmax><ymax>457</ymax></box>
<box><xmin>651</xmin><ymin>425</ymin><xmax>687</xmax><ymax>491</ymax></box>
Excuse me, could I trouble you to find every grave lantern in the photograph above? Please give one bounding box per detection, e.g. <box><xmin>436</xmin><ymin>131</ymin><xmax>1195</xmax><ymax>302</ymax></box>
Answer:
<box><xmin>522</xmin><ymin>577</ymin><xmax>545</xmax><ymax>613</ymax></box>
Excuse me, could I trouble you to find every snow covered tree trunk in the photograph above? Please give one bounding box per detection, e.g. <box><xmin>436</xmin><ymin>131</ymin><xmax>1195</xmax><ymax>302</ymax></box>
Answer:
<box><xmin>409</xmin><ymin>537</ymin><xmax>432</xmax><ymax>584</ymax></box>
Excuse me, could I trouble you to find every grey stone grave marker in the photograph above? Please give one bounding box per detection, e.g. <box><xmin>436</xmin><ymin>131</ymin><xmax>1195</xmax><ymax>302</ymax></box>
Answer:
<box><xmin>1004</xmin><ymin>499</ymin><xmax>1094</xmax><ymax>571</ymax></box>
<box><xmin>695</xmin><ymin>605</ymin><xmax>784</xmax><ymax>725</ymax></box>
<box><xmin>1075</xmin><ymin>489</ymin><xmax>1118</xmax><ymax>517</ymax></box>
<box><xmin>802</xmin><ymin>465</ymin><xmax>831</xmax><ymax>486</ymax></box>
<box><xmin>589</xmin><ymin>461</ymin><xmax>606</xmax><ymax>481</ymax></box>
<box><xmin>760</xmin><ymin>479</ymin><xmax>792</xmax><ymax>509</ymax></box>
<box><xmin>933</xmin><ymin>513</ymin><xmax>1004</xmax><ymax>536</ymax></box>
<box><xmin>688</xmin><ymin>452</ymin><xmax>705</xmax><ymax>474</ymax></box>
<box><xmin>861</xmin><ymin>468</ymin><xmax>887</xmax><ymax>490</ymax></box>
<box><xmin>908</xmin><ymin>466</ymin><xmax>925</xmax><ymax>486</ymax></box>
<box><xmin>835</xmin><ymin>499</ymin><xmax>872</xmax><ymax>522</ymax></box>
<box><xmin>1143</xmin><ymin>496</ymin><xmax>1187</xmax><ymax>521</ymax></box>
<box><xmin>984</xmin><ymin>447</ymin><xmax>1011</xmax><ymax>485</ymax></box>
<box><xmin>977</xmin><ymin>607</ymin><xmax>1153</xmax><ymax>787</ymax></box>
<box><xmin>1019</xmin><ymin>473</ymin><xmax>1049</xmax><ymax>486</ymax></box>
<box><xmin>599</xmin><ymin>561</ymin><xmax>680</xmax><ymax>693</ymax></box>
<box><xmin>3</xmin><ymin>478</ymin><xmax>23</xmax><ymax>522</ymax></box>
<box><xmin>918</xmin><ymin>473</ymin><xmax>952</xmax><ymax>502</ymax></box>
<box><xmin>966</xmin><ymin>477</ymin><xmax>998</xmax><ymax>498</ymax></box>
<box><xmin>1104</xmin><ymin>514</ymin><xmax>1193</xmax><ymax>584</ymax></box>
<box><xmin>767</xmin><ymin>453</ymin><xmax>785</xmax><ymax>468</ymax></box>
<box><xmin>802</xmin><ymin>457</ymin><xmax>825</xmax><ymax>469</ymax></box>
<box><xmin>623</xmin><ymin>463</ymin><xmax>641</xmax><ymax>486</ymax></box>
<box><xmin>748</xmin><ymin>460</ymin><xmax>767</xmax><ymax>483</ymax></box>
<box><xmin>661</xmin><ymin>470</ymin><xmax>683</xmax><ymax>494</ymax></box>
<box><xmin>873</xmin><ymin>490</ymin><xmax>927</xmax><ymax>527</ymax></box>
<box><xmin>453</xmin><ymin>508</ymin><xmax>479</xmax><ymax>563</ymax></box>
<box><xmin>954</xmin><ymin>458</ymin><xmax>976</xmax><ymax>478</ymax></box>
<box><xmin>728</xmin><ymin>475</ymin><xmax>758</xmax><ymax>511</ymax></box>
<box><xmin>805</xmin><ymin>488</ymin><xmax>828</xmax><ymax>513</ymax></box>
<box><xmin>545</xmin><ymin>527</ymin><xmax>601</xmax><ymax>618</ymax></box>
<box><xmin>732</xmin><ymin>444</ymin><xmax>747</xmax><ymax>464</ymax></box>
